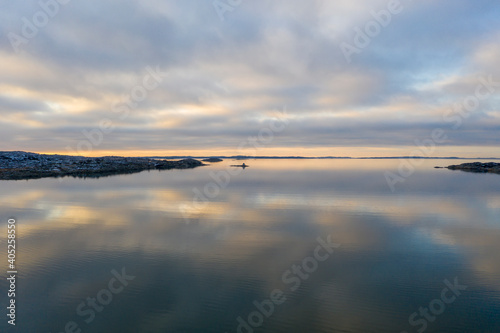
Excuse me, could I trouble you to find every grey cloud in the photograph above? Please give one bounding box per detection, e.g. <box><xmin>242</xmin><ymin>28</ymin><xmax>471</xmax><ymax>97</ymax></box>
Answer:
<box><xmin>1</xmin><ymin>0</ymin><xmax>500</xmax><ymax>153</ymax></box>
<box><xmin>0</xmin><ymin>95</ymin><xmax>49</xmax><ymax>112</ymax></box>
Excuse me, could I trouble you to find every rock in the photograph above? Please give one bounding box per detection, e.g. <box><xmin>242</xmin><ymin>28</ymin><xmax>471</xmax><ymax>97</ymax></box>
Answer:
<box><xmin>0</xmin><ymin>151</ymin><xmax>205</xmax><ymax>181</ymax></box>
<box><xmin>230</xmin><ymin>163</ymin><xmax>248</xmax><ymax>169</ymax></box>
<box><xmin>447</xmin><ymin>162</ymin><xmax>500</xmax><ymax>174</ymax></box>
<box><xmin>202</xmin><ymin>158</ymin><xmax>223</xmax><ymax>162</ymax></box>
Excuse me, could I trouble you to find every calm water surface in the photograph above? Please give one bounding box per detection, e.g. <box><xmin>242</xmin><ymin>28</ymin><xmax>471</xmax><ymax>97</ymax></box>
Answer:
<box><xmin>1</xmin><ymin>159</ymin><xmax>500</xmax><ymax>332</ymax></box>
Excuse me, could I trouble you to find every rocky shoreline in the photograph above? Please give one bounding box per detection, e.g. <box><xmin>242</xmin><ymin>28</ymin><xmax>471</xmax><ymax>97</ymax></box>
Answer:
<box><xmin>447</xmin><ymin>162</ymin><xmax>500</xmax><ymax>174</ymax></box>
<box><xmin>0</xmin><ymin>151</ymin><xmax>204</xmax><ymax>181</ymax></box>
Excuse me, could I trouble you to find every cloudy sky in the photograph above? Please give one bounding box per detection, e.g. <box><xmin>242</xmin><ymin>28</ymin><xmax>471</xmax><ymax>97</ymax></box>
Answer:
<box><xmin>1</xmin><ymin>0</ymin><xmax>499</xmax><ymax>157</ymax></box>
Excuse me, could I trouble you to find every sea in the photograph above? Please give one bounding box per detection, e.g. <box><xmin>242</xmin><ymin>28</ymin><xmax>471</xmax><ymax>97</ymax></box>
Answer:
<box><xmin>1</xmin><ymin>159</ymin><xmax>499</xmax><ymax>332</ymax></box>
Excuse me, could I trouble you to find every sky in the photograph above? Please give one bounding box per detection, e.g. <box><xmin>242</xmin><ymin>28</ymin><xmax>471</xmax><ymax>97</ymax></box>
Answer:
<box><xmin>0</xmin><ymin>0</ymin><xmax>499</xmax><ymax>157</ymax></box>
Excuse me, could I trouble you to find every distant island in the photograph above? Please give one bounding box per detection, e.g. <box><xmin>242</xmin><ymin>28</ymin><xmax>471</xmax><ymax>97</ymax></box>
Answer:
<box><xmin>446</xmin><ymin>162</ymin><xmax>500</xmax><ymax>175</ymax></box>
<box><xmin>0</xmin><ymin>151</ymin><xmax>204</xmax><ymax>181</ymax></box>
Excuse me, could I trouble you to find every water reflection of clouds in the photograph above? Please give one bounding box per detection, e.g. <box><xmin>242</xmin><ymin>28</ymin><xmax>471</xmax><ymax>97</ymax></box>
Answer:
<box><xmin>1</xmin><ymin>160</ymin><xmax>500</xmax><ymax>331</ymax></box>
<box><xmin>2</xmin><ymin>159</ymin><xmax>500</xmax><ymax>254</ymax></box>
<box><xmin>429</xmin><ymin>227</ymin><xmax>500</xmax><ymax>289</ymax></box>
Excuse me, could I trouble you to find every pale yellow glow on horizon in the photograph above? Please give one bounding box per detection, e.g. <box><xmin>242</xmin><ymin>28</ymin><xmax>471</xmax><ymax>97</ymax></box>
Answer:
<box><xmin>36</xmin><ymin>145</ymin><xmax>500</xmax><ymax>158</ymax></box>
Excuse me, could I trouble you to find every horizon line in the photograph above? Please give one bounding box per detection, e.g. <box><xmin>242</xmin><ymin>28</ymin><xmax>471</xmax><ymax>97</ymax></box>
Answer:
<box><xmin>2</xmin><ymin>151</ymin><xmax>500</xmax><ymax>160</ymax></box>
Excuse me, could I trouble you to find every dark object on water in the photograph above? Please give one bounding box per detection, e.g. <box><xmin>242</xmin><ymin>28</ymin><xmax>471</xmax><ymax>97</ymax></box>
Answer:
<box><xmin>231</xmin><ymin>163</ymin><xmax>248</xmax><ymax>169</ymax></box>
<box><xmin>202</xmin><ymin>158</ymin><xmax>223</xmax><ymax>162</ymax></box>
<box><xmin>447</xmin><ymin>162</ymin><xmax>500</xmax><ymax>174</ymax></box>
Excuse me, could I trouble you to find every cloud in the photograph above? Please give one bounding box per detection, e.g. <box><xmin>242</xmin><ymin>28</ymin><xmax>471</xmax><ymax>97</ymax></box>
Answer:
<box><xmin>0</xmin><ymin>0</ymin><xmax>499</xmax><ymax>155</ymax></box>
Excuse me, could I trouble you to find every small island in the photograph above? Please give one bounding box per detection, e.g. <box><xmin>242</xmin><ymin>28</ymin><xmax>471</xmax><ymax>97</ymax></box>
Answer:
<box><xmin>202</xmin><ymin>158</ymin><xmax>223</xmax><ymax>162</ymax></box>
<box><xmin>0</xmin><ymin>151</ymin><xmax>204</xmax><ymax>181</ymax></box>
<box><xmin>447</xmin><ymin>162</ymin><xmax>500</xmax><ymax>174</ymax></box>
<box><xmin>231</xmin><ymin>163</ymin><xmax>248</xmax><ymax>169</ymax></box>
